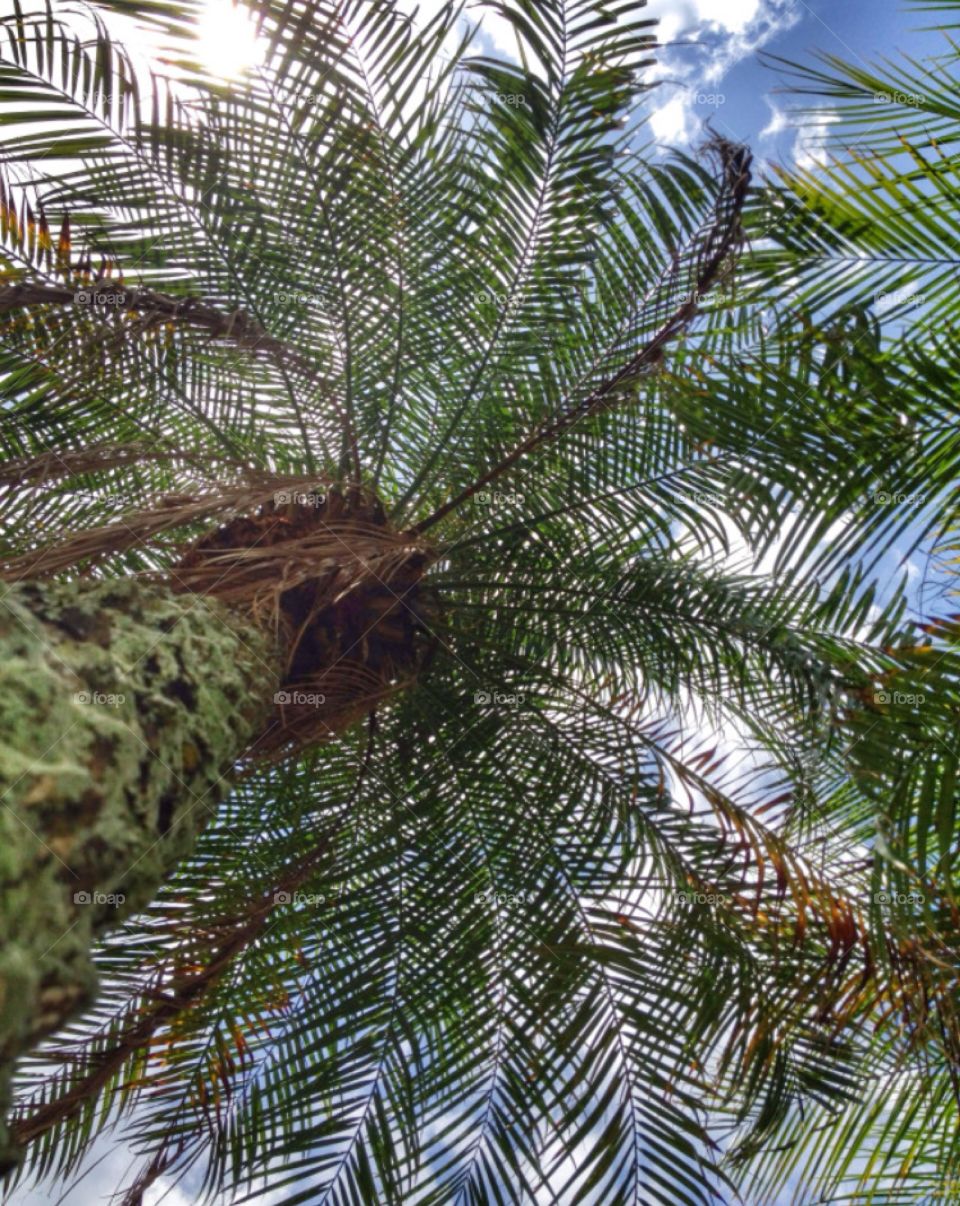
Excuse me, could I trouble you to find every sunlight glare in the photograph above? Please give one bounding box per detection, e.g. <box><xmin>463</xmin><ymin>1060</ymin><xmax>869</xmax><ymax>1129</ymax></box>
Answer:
<box><xmin>195</xmin><ymin>0</ymin><xmax>265</xmax><ymax>79</ymax></box>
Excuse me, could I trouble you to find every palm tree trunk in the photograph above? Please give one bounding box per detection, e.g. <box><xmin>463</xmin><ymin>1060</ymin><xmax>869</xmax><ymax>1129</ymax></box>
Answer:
<box><xmin>0</xmin><ymin>576</ymin><xmax>277</xmax><ymax>1168</ymax></box>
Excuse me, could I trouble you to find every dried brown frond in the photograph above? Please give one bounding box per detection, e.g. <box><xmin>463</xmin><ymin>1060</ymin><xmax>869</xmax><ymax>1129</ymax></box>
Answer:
<box><xmin>0</xmin><ymin>472</ymin><xmax>336</xmax><ymax>580</ymax></box>
<box><xmin>0</xmin><ymin>442</ymin><xmax>168</xmax><ymax>490</ymax></box>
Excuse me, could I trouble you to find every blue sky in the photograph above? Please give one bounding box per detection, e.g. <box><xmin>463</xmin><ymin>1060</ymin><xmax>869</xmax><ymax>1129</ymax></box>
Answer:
<box><xmin>644</xmin><ymin>0</ymin><xmax>944</xmax><ymax>168</ymax></box>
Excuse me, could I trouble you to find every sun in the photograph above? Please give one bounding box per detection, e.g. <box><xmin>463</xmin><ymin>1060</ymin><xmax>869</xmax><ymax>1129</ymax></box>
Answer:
<box><xmin>195</xmin><ymin>0</ymin><xmax>266</xmax><ymax>79</ymax></box>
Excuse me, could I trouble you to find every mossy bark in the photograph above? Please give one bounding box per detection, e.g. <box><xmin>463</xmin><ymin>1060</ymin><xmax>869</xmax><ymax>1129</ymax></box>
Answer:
<box><xmin>0</xmin><ymin>577</ymin><xmax>277</xmax><ymax>1169</ymax></box>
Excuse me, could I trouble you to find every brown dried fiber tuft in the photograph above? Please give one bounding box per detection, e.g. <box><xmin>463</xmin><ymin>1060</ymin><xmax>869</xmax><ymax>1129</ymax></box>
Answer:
<box><xmin>171</xmin><ymin>482</ymin><xmax>436</xmax><ymax>760</ymax></box>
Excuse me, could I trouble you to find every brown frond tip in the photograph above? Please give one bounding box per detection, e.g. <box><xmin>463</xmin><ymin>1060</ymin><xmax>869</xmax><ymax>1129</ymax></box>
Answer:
<box><xmin>676</xmin><ymin>134</ymin><xmax>751</xmax><ymax>313</ymax></box>
<box><xmin>169</xmin><ymin>482</ymin><xmax>438</xmax><ymax>761</ymax></box>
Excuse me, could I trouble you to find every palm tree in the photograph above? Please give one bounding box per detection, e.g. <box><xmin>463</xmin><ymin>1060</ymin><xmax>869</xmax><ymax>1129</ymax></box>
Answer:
<box><xmin>0</xmin><ymin>0</ymin><xmax>953</xmax><ymax>1201</ymax></box>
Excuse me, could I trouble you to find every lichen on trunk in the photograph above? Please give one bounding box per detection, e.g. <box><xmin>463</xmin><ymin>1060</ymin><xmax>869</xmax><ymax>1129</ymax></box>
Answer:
<box><xmin>0</xmin><ymin>577</ymin><xmax>277</xmax><ymax>1169</ymax></box>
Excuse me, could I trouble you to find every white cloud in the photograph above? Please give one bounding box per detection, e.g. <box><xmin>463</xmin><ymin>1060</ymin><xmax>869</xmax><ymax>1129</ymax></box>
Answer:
<box><xmin>699</xmin><ymin>0</ymin><xmax>801</xmax><ymax>83</ymax></box>
<box><xmin>692</xmin><ymin>0</ymin><xmax>764</xmax><ymax>34</ymax></box>
<box><xmin>643</xmin><ymin>0</ymin><xmax>801</xmax><ymax>144</ymax></box>
<box><xmin>761</xmin><ymin>101</ymin><xmax>789</xmax><ymax>139</ymax></box>
<box><xmin>656</xmin><ymin>9</ymin><xmax>687</xmax><ymax>44</ymax></box>
<box><xmin>792</xmin><ymin>109</ymin><xmax>841</xmax><ymax>169</ymax></box>
<box><xmin>398</xmin><ymin>0</ymin><xmax>520</xmax><ymax>64</ymax></box>
<box><xmin>648</xmin><ymin>0</ymin><xmax>796</xmax><ymax>45</ymax></box>
<box><xmin>7</xmin><ymin>1132</ymin><xmax>139</xmax><ymax>1204</ymax></box>
<box><xmin>145</xmin><ymin>1182</ymin><xmax>194</xmax><ymax>1206</ymax></box>
<box><xmin>469</xmin><ymin>5</ymin><xmax>523</xmax><ymax>61</ymax></box>
<box><xmin>650</xmin><ymin>95</ymin><xmax>693</xmax><ymax>143</ymax></box>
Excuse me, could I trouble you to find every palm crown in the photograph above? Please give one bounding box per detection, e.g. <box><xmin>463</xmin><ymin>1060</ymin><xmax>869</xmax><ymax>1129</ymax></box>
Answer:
<box><xmin>0</xmin><ymin>1</ymin><xmax>958</xmax><ymax>1202</ymax></box>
